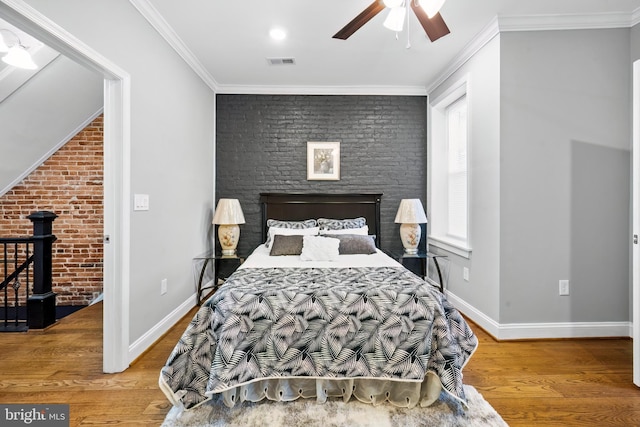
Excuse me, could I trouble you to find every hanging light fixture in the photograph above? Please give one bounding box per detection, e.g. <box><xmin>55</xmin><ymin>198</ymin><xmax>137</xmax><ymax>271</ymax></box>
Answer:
<box><xmin>419</xmin><ymin>0</ymin><xmax>447</xmax><ymax>18</ymax></box>
<box><xmin>380</xmin><ymin>0</ymin><xmax>448</xmax><ymax>49</ymax></box>
<box><xmin>383</xmin><ymin>6</ymin><xmax>406</xmax><ymax>32</ymax></box>
<box><xmin>0</xmin><ymin>29</ymin><xmax>37</xmax><ymax>70</ymax></box>
<box><xmin>3</xmin><ymin>45</ymin><xmax>37</xmax><ymax>69</ymax></box>
<box><xmin>383</xmin><ymin>0</ymin><xmax>447</xmax><ymax>35</ymax></box>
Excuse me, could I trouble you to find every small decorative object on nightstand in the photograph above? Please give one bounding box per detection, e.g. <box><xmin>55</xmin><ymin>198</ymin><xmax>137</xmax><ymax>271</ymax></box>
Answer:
<box><xmin>394</xmin><ymin>199</ymin><xmax>428</xmax><ymax>254</ymax></box>
<box><xmin>194</xmin><ymin>252</ymin><xmax>246</xmax><ymax>305</ymax></box>
<box><xmin>212</xmin><ymin>198</ymin><xmax>245</xmax><ymax>255</ymax></box>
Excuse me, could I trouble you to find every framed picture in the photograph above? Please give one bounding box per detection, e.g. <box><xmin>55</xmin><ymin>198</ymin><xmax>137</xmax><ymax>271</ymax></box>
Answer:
<box><xmin>307</xmin><ymin>141</ymin><xmax>340</xmax><ymax>180</ymax></box>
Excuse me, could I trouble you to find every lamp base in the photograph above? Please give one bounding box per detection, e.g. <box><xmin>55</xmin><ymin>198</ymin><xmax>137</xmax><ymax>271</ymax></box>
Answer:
<box><xmin>218</xmin><ymin>224</ymin><xmax>240</xmax><ymax>256</ymax></box>
<box><xmin>400</xmin><ymin>223</ymin><xmax>421</xmax><ymax>254</ymax></box>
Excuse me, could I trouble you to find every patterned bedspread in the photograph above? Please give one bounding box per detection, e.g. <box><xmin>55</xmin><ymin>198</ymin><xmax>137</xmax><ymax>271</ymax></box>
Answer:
<box><xmin>159</xmin><ymin>266</ymin><xmax>477</xmax><ymax>409</ymax></box>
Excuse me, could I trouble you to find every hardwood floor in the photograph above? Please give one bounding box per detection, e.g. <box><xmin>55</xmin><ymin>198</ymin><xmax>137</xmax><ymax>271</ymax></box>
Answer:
<box><xmin>0</xmin><ymin>302</ymin><xmax>638</xmax><ymax>426</ymax></box>
<box><xmin>463</xmin><ymin>321</ymin><xmax>640</xmax><ymax>426</ymax></box>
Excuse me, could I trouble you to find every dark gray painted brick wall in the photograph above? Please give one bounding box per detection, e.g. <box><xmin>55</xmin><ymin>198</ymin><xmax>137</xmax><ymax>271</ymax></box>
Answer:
<box><xmin>216</xmin><ymin>94</ymin><xmax>427</xmax><ymax>254</ymax></box>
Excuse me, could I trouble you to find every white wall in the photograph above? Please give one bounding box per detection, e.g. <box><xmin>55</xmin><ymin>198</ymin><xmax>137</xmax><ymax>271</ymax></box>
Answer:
<box><xmin>0</xmin><ymin>55</ymin><xmax>103</xmax><ymax>195</ymax></box>
<box><xmin>429</xmin><ymin>35</ymin><xmax>502</xmax><ymax>323</ymax></box>
<box><xmin>430</xmin><ymin>27</ymin><xmax>632</xmax><ymax>336</ymax></box>
<box><xmin>23</xmin><ymin>0</ymin><xmax>215</xmax><ymax>345</ymax></box>
<box><xmin>500</xmin><ymin>29</ymin><xmax>630</xmax><ymax>325</ymax></box>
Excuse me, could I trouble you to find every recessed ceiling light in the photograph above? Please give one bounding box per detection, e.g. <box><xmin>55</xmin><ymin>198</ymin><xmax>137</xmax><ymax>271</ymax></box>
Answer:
<box><xmin>269</xmin><ymin>28</ymin><xmax>286</xmax><ymax>41</ymax></box>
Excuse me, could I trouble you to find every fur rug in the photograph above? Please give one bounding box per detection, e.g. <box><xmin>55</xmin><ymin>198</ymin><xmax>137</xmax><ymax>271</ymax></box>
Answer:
<box><xmin>161</xmin><ymin>385</ymin><xmax>508</xmax><ymax>427</ymax></box>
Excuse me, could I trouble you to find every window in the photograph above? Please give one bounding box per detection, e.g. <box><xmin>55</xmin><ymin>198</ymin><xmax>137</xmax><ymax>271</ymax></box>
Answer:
<box><xmin>446</xmin><ymin>96</ymin><xmax>468</xmax><ymax>240</ymax></box>
<box><xmin>429</xmin><ymin>78</ymin><xmax>471</xmax><ymax>257</ymax></box>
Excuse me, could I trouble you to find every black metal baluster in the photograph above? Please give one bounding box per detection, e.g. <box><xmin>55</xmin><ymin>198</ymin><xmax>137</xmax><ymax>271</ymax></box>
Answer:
<box><xmin>13</xmin><ymin>242</ymin><xmax>19</xmax><ymax>329</ymax></box>
<box><xmin>26</xmin><ymin>243</ymin><xmax>30</xmax><ymax>304</ymax></box>
<box><xmin>3</xmin><ymin>243</ymin><xmax>7</xmax><ymax>329</ymax></box>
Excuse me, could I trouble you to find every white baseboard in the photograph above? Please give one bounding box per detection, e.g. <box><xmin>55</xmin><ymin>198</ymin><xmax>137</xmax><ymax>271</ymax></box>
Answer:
<box><xmin>128</xmin><ymin>293</ymin><xmax>196</xmax><ymax>363</ymax></box>
<box><xmin>127</xmin><ymin>287</ymin><xmax>632</xmax><ymax>363</ymax></box>
<box><xmin>446</xmin><ymin>290</ymin><xmax>632</xmax><ymax>340</ymax></box>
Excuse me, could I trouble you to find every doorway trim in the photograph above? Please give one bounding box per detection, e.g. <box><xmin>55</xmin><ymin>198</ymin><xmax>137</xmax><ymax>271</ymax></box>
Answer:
<box><xmin>633</xmin><ymin>59</ymin><xmax>639</xmax><ymax>387</ymax></box>
<box><xmin>0</xmin><ymin>0</ymin><xmax>131</xmax><ymax>372</ymax></box>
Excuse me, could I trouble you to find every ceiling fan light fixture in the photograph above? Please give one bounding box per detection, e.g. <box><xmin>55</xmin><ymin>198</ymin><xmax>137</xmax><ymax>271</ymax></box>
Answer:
<box><xmin>2</xmin><ymin>45</ymin><xmax>37</xmax><ymax>69</ymax></box>
<box><xmin>383</xmin><ymin>7</ymin><xmax>406</xmax><ymax>32</ymax></box>
<box><xmin>383</xmin><ymin>0</ymin><xmax>403</xmax><ymax>8</ymax></box>
<box><xmin>419</xmin><ymin>0</ymin><xmax>446</xmax><ymax>18</ymax></box>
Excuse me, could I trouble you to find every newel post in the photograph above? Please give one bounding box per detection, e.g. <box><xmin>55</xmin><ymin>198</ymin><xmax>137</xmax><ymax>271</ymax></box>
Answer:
<box><xmin>27</xmin><ymin>211</ymin><xmax>58</xmax><ymax>329</ymax></box>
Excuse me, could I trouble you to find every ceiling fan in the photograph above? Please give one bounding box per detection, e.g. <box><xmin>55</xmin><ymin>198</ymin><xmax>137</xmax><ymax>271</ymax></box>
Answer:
<box><xmin>333</xmin><ymin>0</ymin><xmax>450</xmax><ymax>42</ymax></box>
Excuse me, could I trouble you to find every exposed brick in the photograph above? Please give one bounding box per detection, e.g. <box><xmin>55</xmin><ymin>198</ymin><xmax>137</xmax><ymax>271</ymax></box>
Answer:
<box><xmin>216</xmin><ymin>95</ymin><xmax>427</xmax><ymax>254</ymax></box>
<box><xmin>0</xmin><ymin>115</ymin><xmax>104</xmax><ymax>306</ymax></box>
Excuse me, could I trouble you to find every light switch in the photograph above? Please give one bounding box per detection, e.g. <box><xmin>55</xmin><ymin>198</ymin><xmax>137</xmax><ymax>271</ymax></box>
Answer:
<box><xmin>134</xmin><ymin>194</ymin><xmax>149</xmax><ymax>211</ymax></box>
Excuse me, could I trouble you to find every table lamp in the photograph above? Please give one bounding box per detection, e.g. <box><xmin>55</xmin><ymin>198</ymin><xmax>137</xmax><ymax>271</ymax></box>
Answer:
<box><xmin>394</xmin><ymin>199</ymin><xmax>428</xmax><ymax>254</ymax></box>
<box><xmin>212</xmin><ymin>198</ymin><xmax>245</xmax><ymax>255</ymax></box>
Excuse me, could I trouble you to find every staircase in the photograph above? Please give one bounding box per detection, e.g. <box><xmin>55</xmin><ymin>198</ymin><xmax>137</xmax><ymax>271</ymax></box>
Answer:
<box><xmin>0</xmin><ymin>211</ymin><xmax>57</xmax><ymax>331</ymax></box>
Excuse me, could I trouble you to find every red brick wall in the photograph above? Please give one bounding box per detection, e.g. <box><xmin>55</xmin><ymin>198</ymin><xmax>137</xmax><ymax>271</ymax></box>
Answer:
<box><xmin>0</xmin><ymin>115</ymin><xmax>104</xmax><ymax>306</ymax></box>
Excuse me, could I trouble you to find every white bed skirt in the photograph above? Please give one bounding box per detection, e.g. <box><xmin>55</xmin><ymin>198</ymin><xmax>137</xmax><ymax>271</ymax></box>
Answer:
<box><xmin>160</xmin><ymin>372</ymin><xmax>445</xmax><ymax>410</ymax></box>
<box><xmin>159</xmin><ymin>371</ymin><xmax>446</xmax><ymax>410</ymax></box>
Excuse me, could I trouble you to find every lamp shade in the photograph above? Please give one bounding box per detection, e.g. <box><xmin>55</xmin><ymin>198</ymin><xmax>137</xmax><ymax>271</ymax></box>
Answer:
<box><xmin>383</xmin><ymin>0</ymin><xmax>403</xmax><ymax>7</ymax></box>
<box><xmin>419</xmin><ymin>0</ymin><xmax>446</xmax><ymax>18</ymax></box>
<box><xmin>212</xmin><ymin>199</ymin><xmax>245</xmax><ymax>225</ymax></box>
<box><xmin>383</xmin><ymin>7</ymin><xmax>406</xmax><ymax>32</ymax></box>
<box><xmin>394</xmin><ymin>199</ymin><xmax>427</xmax><ymax>224</ymax></box>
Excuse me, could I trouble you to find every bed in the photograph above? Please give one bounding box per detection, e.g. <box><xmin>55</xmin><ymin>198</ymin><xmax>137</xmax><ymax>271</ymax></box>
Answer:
<box><xmin>159</xmin><ymin>193</ymin><xmax>477</xmax><ymax>411</ymax></box>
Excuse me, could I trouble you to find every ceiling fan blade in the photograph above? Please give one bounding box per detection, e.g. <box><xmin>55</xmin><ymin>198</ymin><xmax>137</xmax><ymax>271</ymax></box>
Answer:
<box><xmin>333</xmin><ymin>0</ymin><xmax>386</xmax><ymax>40</ymax></box>
<box><xmin>410</xmin><ymin>2</ymin><xmax>450</xmax><ymax>42</ymax></box>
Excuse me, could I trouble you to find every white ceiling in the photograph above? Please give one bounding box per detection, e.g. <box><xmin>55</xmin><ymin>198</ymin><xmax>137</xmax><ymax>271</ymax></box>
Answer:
<box><xmin>137</xmin><ymin>0</ymin><xmax>640</xmax><ymax>94</ymax></box>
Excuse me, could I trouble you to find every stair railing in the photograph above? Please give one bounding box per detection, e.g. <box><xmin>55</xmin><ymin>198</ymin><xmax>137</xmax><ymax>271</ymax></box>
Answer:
<box><xmin>0</xmin><ymin>211</ymin><xmax>57</xmax><ymax>331</ymax></box>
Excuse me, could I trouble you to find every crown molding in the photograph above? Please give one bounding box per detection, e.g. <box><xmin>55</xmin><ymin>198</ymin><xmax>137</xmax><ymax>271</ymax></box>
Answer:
<box><xmin>215</xmin><ymin>84</ymin><xmax>427</xmax><ymax>96</ymax></box>
<box><xmin>633</xmin><ymin>7</ymin><xmax>640</xmax><ymax>27</ymax></box>
<box><xmin>498</xmin><ymin>12</ymin><xmax>634</xmax><ymax>32</ymax></box>
<box><xmin>426</xmin><ymin>16</ymin><xmax>499</xmax><ymax>94</ymax></box>
<box><xmin>427</xmin><ymin>10</ymin><xmax>640</xmax><ymax>94</ymax></box>
<box><xmin>128</xmin><ymin>0</ymin><xmax>219</xmax><ymax>92</ymax></box>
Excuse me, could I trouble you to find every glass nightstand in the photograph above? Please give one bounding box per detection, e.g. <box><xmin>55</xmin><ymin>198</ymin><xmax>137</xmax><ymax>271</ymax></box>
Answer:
<box><xmin>193</xmin><ymin>252</ymin><xmax>247</xmax><ymax>305</ymax></box>
<box><xmin>386</xmin><ymin>250</ymin><xmax>449</xmax><ymax>292</ymax></box>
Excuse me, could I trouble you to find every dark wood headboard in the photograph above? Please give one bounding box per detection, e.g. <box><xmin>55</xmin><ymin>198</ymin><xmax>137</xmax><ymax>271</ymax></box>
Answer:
<box><xmin>259</xmin><ymin>193</ymin><xmax>383</xmax><ymax>248</ymax></box>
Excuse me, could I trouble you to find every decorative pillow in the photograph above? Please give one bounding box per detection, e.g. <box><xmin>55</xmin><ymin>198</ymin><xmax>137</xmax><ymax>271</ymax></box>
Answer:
<box><xmin>266</xmin><ymin>227</ymin><xmax>319</xmax><ymax>249</ymax></box>
<box><xmin>269</xmin><ymin>234</ymin><xmax>304</xmax><ymax>256</ymax></box>
<box><xmin>267</xmin><ymin>219</ymin><xmax>317</xmax><ymax>229</ymax></box>
<box><xmin>317</xmin><ymin>217</ymin><xmax>366</xmax><ymax>230</ymax></box>
<box><xmin>300</xmin><ymin>235</ymin><xmax>340</xmax><ymax>261</ymax></box>
<box><xmin>320</xmin><ymin>225</ymin><xmax>369</xmax><ymax>236</ymax></box>
<box><xmin>265</xmin><ymin>219</ymin><xmax>318</xmax><ymax>246</ymax></box>
<box><xmin>325</xmin><ymin>234</ymin><xmax>377</xmax><ymax>255</ymax></box>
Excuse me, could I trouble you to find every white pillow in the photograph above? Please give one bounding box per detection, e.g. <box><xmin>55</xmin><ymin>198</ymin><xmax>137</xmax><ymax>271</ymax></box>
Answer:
<box><xmin>300</xmin><ymin>235</ymin><xmax>340</xmax><ymax>261</ymax></box>
<box><xmin>320</xmin><ymin>225</ymin><xmax>369</xmax><ymax>236</ymax></box>
<box><xmin>266</xmin><ymin>227</ymin><xmax>319</xmax><ymax>249</ymax></box>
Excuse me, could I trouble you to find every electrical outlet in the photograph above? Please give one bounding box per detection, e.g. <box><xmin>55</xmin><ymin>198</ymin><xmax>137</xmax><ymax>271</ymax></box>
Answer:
<box><xmin>559</xmin><ymin>280</ymin><xmax>569</xmax><ymax>296</ymax></box>
<box><xmin>161</xmin><ymin>278</ymin><xmax>168</xmax><ymax>295</ymax></box>
<box><xmin>463</xmin><ymin>267</ymin><xmax>469</xmax><ymax>281</ymax></box>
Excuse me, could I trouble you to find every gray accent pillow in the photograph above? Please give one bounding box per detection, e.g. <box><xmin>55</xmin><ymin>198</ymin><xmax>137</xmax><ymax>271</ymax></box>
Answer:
<box><xmin>265</xmin><ymin>219</ymin><xmax>318</xmax><ymax>246</ymax></box>
<box><xmin>317</xmin><ymin>217</ymin><xmax>367</xmax><ymax>230</ymax></box>
<box><xmin>269</xmin><ymin>234</ymin><xmax>304</xmax><ymax>256</ymax></box>
<box><xmin>324</xmin><ymin>234</ymin><xmax>377</xmax><ymax>255</ymax></box>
